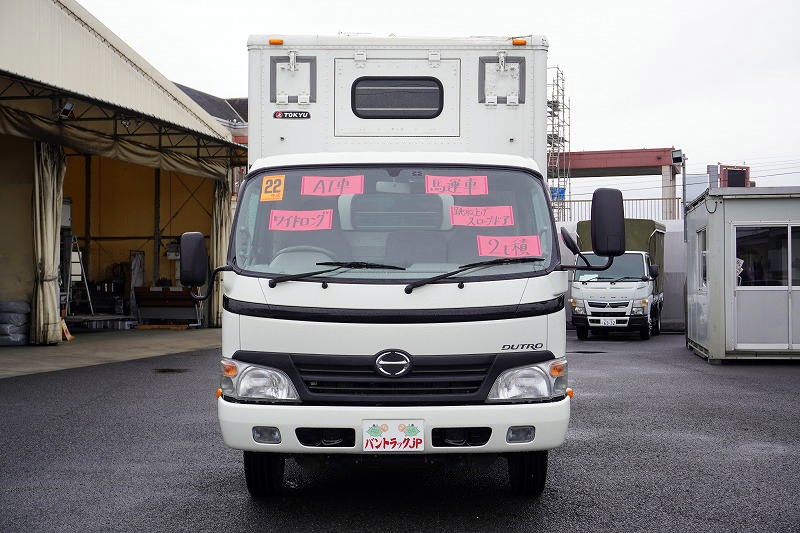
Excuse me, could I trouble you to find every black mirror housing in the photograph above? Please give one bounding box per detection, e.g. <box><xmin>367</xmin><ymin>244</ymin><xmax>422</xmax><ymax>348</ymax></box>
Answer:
<box><xmin>180</xmin><ymin>232</ymin><xmax>208</xmax><ymax>287</ymax></box>
<box><xmin>649</xmin><ymin>264</ymin><xmax>660</xmax><ymax>279</ymax></box>
<box><xmin>590</xmin><ymin>188</ymin><xmax>625</xmax><ymax>257</ymax></box>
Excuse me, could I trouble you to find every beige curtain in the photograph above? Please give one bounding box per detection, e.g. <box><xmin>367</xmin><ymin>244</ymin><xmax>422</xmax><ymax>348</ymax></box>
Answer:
<box><xmin>30</xmin><ymin>141</ymin><xmax>65</xmax><ymax>344</ymax></box>
<box><xmin>209</xmin><ymin>169</ymin><xmax>233</xmax><ymax>327</ymax></box>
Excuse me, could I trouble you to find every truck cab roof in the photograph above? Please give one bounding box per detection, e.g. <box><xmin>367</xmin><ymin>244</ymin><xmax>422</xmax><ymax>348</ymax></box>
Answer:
<box><xmin>249</xmin><ymin>152</ymin><xmax>543</xmax><ymax>175</ymax></box>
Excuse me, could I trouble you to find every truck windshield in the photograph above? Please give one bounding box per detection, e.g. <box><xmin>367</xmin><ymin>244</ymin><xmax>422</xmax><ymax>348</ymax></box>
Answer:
<box><xmin>575</xmin><ymin>253</ymin><xmax>645</xmax><ymax>281</ymax></box>
<box><xmin>231</xmin><ymin>165</ymin><xmax>555</xmax><ymax>282</ymax></box>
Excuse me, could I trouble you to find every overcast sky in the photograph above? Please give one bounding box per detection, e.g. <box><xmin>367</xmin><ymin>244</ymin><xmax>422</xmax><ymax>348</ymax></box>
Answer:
<box><xmin>78</xmin><ymin>0</ymin><xmax>800</xmax><ymax>197</ymax></box>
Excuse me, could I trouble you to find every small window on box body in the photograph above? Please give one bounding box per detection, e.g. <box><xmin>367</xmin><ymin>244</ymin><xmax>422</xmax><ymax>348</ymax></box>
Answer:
<box><xmin>352</xmin><ymin>77</ymin><xmax>443</xmax><ymax>119</ymax></box>
<box><xmin>697</xmin><ymin>228</ymin><xmax>707</xmax><ymax>287</ymax></box>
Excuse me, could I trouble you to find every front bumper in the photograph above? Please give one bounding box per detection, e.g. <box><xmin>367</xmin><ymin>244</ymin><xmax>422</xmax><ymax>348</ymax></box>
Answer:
<box><xmin>573</xmin><ymin>314</ymin><xmax>647</xmax><ymax>329</ymax></box>
<box><xmin>218</xmin><ymin>396</ymin><xmax>570</xmax><ymax>454</ymax></box>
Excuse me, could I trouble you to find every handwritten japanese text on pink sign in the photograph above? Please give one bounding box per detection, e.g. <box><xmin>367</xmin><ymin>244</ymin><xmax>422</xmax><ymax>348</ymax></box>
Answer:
<box><xmin>450</xmin><ymin>205</ymin><xmax>514</xmax><ymax>227</ymax></box>
<box><xmin>476</xmin><ymin>235</ymin><xmax>542</xmax><ymax>258</ymax></box>
<box><xmin>268</xmin><ymin>209</ymin><xmax>333</xmax><ymax>231</ymax></box>
<box><xmin>301</xmin><ymin>175</ymin><xmax>364</xmax><ymax>196</ymax></box>
<box><xmin>425</xmin><ymin>175</ymin><xmax>488</xmax><ymax>195</ymax></box>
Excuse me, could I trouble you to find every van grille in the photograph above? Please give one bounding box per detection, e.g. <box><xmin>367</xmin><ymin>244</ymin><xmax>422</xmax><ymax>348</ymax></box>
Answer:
<box><xmin>588</xmin><ymin>301</ymin><xmax>628</xmax><ymax>308</ymax></box>
<box><xmin>292</xmin><ymin>354</ymin><xmax>494</xmax><ymax>398</ymax></box>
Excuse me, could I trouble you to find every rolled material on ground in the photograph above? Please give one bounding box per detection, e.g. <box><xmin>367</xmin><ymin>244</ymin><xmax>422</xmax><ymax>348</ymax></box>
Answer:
<box><xmin>0</xmin><ymin>300</ymin><xmax>32</xmax><ymax>314</ymax></box>
<box><xmin>0</xmin><ymin>312</ymin><xmax>29</xmax><ymax>326</ymax></box>
<box><xmin>0</xmin><ymin>324</ymin><xmax>27</xmax><ymax>335</ymax></box>
<box><xmin>0</xmin><ymin>333</ymin><xmax>28</xmax><ymax>346</ymax></box>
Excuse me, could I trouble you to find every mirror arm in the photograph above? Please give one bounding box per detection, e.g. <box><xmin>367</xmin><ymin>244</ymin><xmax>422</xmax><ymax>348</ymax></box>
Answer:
<box><xmin>188</xmin><ymin>265</ymin><xmax>233</xmax><ymax>301</ymax></box>
<box><xmin>560</xmin><ymin>255</ymin><xmax>615</xmax><ymax>271</ymax></box>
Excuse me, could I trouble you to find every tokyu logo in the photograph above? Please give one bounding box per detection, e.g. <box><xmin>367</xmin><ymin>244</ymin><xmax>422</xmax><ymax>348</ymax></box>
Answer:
<box><xmin>273</xmin><ymin>111</ymin><xmax>310</xmax><ymax>119</ymax></box>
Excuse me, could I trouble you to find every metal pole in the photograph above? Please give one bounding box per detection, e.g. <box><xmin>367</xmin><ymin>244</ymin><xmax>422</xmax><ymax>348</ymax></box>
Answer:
<box><xmin>83</xmin><ymin>155</ymin><xmax>91</xmax><ymax>281</ymax></box>
<box><xmin>682</xmin><ymin>155</ymin><xmax>687</xmax><ymax>242</ymax></box>
<box><xmin>153</xmin><ymin>168</ymin><xmax>161</xmax><ymax>285</ymax></box>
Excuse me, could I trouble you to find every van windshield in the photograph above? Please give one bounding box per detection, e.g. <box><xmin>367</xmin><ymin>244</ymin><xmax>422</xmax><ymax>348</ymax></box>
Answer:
<box><xmin>576</xmin><ymin>253</ymin><xmax>645</xmax><ymax>281</ymax></box>
<box><xmin>231</xmin><ymin>165</ymin><xmax>556</xmax><ymax>282</ymax></box>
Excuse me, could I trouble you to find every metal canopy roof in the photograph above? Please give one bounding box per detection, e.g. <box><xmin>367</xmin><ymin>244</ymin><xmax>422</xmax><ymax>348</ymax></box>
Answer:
<box><xmin>0</xmin><ymin>0</ymin><xmax>245</xmax><ymax>178</ymax></box>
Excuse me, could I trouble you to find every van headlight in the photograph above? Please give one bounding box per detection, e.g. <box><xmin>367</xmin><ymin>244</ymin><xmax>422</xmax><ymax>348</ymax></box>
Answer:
<box><xmin>570</xmin><ymin>299</ymin><xmax>586</xmax><ymax>315</ymax></box>
<box><xmin>219</xmin><ymin>358</ymin><xmax>300</xmax><ymax>401</ymax></box>
<box><xmin>487</xmin><ymin>358</ymin><xmax>568</xmax><ymax>402</ymax></box>
<box><xmin>630</xmin><ymin>298</ymin><xmax>648</xmax><ymax>315</ymax></box>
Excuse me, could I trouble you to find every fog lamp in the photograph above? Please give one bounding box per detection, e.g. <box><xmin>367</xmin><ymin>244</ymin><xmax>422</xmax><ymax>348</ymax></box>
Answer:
<box><xmin>252</xmin><ymin>426</ymin><xmax>281</xmax><ymax>444</ymax></box>
<box><xmin>506</xmin><ymin>426</ymin><xmax>535</xmax><ymax>443</ymax></box>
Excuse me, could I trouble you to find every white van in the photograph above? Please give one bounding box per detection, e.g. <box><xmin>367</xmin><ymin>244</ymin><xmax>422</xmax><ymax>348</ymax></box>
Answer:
<box><xmin>179</xmin><ymin>34</ymin><xmax>624</xmax><ymax>498</ymax></box>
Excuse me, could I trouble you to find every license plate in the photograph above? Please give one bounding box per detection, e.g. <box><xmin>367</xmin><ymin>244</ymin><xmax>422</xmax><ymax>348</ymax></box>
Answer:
<box><xmin>362</xmin><ymin>419</ymin><xmax>425</xmax><ymax>452</ymax></box>
<box><xmin>601</xmin><ymin>318</ymin><xmax>617</xmax><ymax>326</ymax></box>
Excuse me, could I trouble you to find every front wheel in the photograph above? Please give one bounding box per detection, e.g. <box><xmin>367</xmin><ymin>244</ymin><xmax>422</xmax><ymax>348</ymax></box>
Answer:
<box><xmin>576</xmin><ymin>326</ymin><xmax>589</xmax><ymax>340</ymax></box>
<box><xmin>652</xmin><ymin>308</ymin><xmax>662</xmax><ymax>336</ymax></box>
<box><xmin>243</xmin><ymin>451</ymin><xmax>285</xmax><ymax>498</ymax></box>
<box><xmin>507</xmin><ymin>450</ymin><xmax>548</xmax><ymax>496</ymax></box>
<box><xmin>639</xmin><ymin>322</ymin><xmax>651</xmax><ymax>340</ymax></box>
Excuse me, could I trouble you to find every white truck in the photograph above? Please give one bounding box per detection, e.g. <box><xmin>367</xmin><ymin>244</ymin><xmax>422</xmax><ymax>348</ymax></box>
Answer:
<box><xmin>569</xmin><ymin>219</ymin><xmax>665</xmax><ymax>340</ymax></box>
<box><xmin>179</xmin><ymin>34</ymin><xmax>624</xmax><ymax>498</ymax></box>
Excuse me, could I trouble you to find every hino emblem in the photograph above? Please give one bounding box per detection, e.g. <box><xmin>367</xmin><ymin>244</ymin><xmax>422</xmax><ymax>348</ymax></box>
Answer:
<box><xmin>374</xmin><ymin>350</ymin><xmax>412</xmax><ymax>377</ymax></box>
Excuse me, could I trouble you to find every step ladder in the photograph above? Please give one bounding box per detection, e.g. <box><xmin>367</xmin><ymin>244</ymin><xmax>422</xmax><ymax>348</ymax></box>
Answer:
<box><xmin>66</xmin><ymin>235</ymin><xmax>94</xmax><ymax>316</ymax></box>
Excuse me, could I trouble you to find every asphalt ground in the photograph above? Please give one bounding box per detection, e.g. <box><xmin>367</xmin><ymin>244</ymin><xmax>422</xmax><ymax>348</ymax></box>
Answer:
<box><xmin>1</xmin><ymin>332</ymin><xmax>798</xmax><ymax>533</ymax></box>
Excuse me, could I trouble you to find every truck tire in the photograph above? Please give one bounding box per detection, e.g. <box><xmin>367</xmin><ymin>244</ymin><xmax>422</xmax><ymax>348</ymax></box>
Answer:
<box><xmin>508</xmin><ymin>450</ymin><xmax>548</xmax><ymax>496</ymax></box>
<box><xmin>639</xmin><ymin>322</ymin><xmax>651</xmax><ymax>340</ymax></box>
<box><xmin>243</xmin><ymin>451</ymin><xmax>285</xmax><ymax>498</ymax></box>
<box><xmin>576</xmin><ymin>326</ymin><xmax>589</xmax><ymax>340</ymax></box>
<box><xmin>652</xmin><ymin>308</ymin><xmax>662</xmax><ymax>336</ymax></box>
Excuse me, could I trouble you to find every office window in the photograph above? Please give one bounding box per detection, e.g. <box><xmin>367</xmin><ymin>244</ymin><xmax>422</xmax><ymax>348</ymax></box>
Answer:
<box><xmin>697</xmin><ymin>229</ymin><xmax>707</xmax><ymax>287</ymax></box>
<box><xmin>735</xmin><ymin>226</ymin><xmax>788</xmax><ymax>286</ymax></box>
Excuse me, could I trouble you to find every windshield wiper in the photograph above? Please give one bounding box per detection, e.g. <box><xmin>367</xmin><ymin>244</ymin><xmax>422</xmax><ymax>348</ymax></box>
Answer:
<box><xmin>404</xmin><ymin>256</ymin><xmax>545</xmax><ymax>294</ymax></box>
<box><xmin>268</xmin><ymin>261</ymin><xmax>405</xmax><ymax>287</ymax></box>
<box><xmin>317</xmin><ymin>261</ymin><xmax>406</xmax><ymax>270</ymax></box>
<box><xmin>610</xmin><ymin>275</ymin><xmax>644</xmax><ymax>283</ymax></box>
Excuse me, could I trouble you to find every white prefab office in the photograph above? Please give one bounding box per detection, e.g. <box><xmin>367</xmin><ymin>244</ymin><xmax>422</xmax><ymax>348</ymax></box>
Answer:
<box><xmin>686</xmin><ymin>187</ymin><xmax>800</xmax><ymax>361</ymax></box>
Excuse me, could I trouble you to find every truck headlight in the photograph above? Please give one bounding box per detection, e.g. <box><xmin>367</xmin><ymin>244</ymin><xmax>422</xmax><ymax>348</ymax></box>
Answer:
<box><xmin>570</xmin><ymin>299</ymin><xmax>586</xmax><ymax>315</ymax></box>
<box><xmin>630</xmin><ymin>298</ymin><xmax>648</xmax><ymax>315</ymax></box>
<box><xmin>219</xmin><ymin>358</ymin><xmax>300</xmax><ymax>401</ymax></box>
<box><xmin>487</xmin><ymin>358</ymin><xmax>568</xmax><ymax>401</ymax></box>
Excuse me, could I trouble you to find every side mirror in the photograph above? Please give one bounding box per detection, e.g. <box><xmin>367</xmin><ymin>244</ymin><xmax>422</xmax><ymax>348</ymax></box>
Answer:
<box><xmin>590</xmin><ymin>188</ymin><xmax>625</xmax><ymax>257</ymax></box>
<box><xmin>180</xmin><ymin>232</ymin><xmax>208</xmax><ymax>287</ymax></box>
<box><xmin>560</xmin><ymin>227</ymin><xmax>580</xmax><ymax>256</ymax></box>
<box><xmin>649</xmin><ymin>264</ymin><xmax>660</xmax><ymax>279</ymax></box>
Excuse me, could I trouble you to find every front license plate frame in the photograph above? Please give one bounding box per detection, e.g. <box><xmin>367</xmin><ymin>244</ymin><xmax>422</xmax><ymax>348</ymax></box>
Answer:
<box><xmin>600</xmin><ymin>318</ymin><xmax>617</xmax><ymax>326</ymax></box>
<box><xmin>362</xmin><ymin>419</ymin><xmax>425</xmax><ymax>452</ymax></box>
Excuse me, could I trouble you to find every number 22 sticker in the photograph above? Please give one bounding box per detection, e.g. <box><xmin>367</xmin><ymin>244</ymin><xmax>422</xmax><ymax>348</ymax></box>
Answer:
<box><xmin>260</xmin><ymin>175</ymin><xmax>285</xmax><ymax>202</ymax></box>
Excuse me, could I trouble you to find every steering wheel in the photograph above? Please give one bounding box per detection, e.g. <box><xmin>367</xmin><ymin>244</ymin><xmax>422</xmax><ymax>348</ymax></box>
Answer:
<box><xmin>274</xmin><ymin>245</ymin><xmax>338</xmax><ymax>261</ymax></box>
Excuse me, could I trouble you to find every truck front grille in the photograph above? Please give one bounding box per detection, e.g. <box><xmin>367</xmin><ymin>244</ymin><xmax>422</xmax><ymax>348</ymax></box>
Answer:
<box><xmin>590</xmin><ymin>311</ymin><xmax>628</xmax><ymax>317</ymax></box>
<box><xmin>292</xmin><ymin>354</ymin><xmax>494</xmax><ymax>398</ymax></box>
<box><xmin>588</xmin><ymin>301</ymin><xmax>628</xmax><ymax>308</ymax></box>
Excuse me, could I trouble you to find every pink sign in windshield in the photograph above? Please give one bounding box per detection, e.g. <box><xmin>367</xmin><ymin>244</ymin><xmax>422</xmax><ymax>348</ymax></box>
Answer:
<box><xmin>269</xmin><ymin>209</ymin><xmax>333</xmax><ymax>231</ymax></box>
<box><xmin>476</xmin><ymin>235</ymin><xmax>542</xmax><ymax>258</ymax></box>
<box><xmin>301</xmin><ymin>175</ymin><xmax>364</xmax><ymax>196</ymax></box>
<box><xmin>425</xmin><ymin>175</ymin><xmax>488</xmax><ymax>195</ymax></box>
<box><xmin>450</xmin><ymin>205</ymin><xmax>514</xmax><ymax>227</ymax></box>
